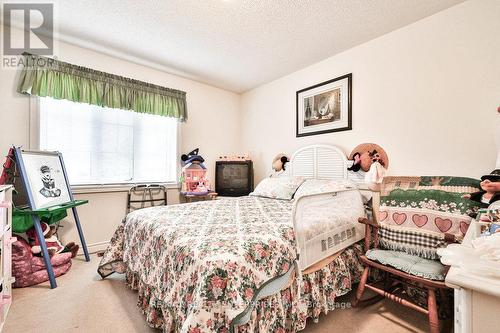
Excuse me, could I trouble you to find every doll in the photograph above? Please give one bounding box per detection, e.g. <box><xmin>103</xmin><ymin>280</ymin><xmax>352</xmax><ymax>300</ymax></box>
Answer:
<box><xmin>462</xmin><ymin>169</ymin><xmax>500</xmax><ymax>208</ymax></box>
<box><xmin>26</xmin><ymin>222</ymin><xmax>79</xmax><ymax>258</ymax></box>
<box><xmin>347</xmin><ymin>143</ymin><xmax>389</xmax><ymax>172</ymax></box>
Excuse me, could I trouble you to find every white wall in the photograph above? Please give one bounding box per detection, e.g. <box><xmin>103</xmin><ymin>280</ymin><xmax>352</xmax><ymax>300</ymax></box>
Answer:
<box><xmin>1</xmin><ymin>0</ymin><xmax>499</xmax><ymax>253</ymax></box>
<box><xmin>240</xmin><ymin>0</ymin><xmax>500</xmax><ymax>183</ymax></box>
<box><xmin>0</xmin><ymin>37</ymin><xmax>241</xmax><ymax>251</ymax></box>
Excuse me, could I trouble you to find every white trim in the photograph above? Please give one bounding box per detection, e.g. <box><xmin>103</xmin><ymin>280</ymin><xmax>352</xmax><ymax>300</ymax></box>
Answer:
<box><xmin>30</xmin><ymin>96</ymin><xmax>182</xmax><ymax>188</ymax></box>
<box><xmin>176</xmin><ymin>122</ymin><xmax>182</xmax><ymax>183</ymax></box>
<box><xmin>75</xmin><ymin>241</ymin><xmax>109</xmax><ymax>255</ymax></box>
<box><xmin>72</xmin><ymin>182</ymin><xmax>180</xmax><ymax>194</ymax></box>
<box><xmin>29</xmin><ymin>96</ymin><xmax>40</xmax><ymax>150</ymax></box>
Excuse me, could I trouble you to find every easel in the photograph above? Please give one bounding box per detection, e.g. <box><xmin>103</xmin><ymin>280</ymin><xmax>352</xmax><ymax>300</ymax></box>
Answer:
<box><xmin>2</xmin><ymin>147</ymin><xmax>90</xmax><ymax>289</ymax></box>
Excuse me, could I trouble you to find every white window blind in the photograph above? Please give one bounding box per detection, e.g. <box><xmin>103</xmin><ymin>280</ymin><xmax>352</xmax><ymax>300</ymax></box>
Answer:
<box><xmin>39</xmin><ymin>97</ymin><xmax>178</xmax><ymax>185</ymax></box>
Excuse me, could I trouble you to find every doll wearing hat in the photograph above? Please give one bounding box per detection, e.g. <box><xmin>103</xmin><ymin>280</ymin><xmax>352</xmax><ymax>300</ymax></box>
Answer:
<box><xmin>463</xmin><ymin>169</ymin><xmax>500</xmax><ymax>208</ymax></box>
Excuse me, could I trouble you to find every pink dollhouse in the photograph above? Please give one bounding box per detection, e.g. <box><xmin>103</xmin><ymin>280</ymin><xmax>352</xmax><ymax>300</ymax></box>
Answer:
<box><xmin>180</xmin><ymin>148</ymin><xmax>211</xmax><ymax>196</ymax></box>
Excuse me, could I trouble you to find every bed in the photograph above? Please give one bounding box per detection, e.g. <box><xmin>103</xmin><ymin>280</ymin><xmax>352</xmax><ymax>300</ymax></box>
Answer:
<box><xmin>98</xmin><ymin>144</ymin><xmax>369</xmax><ymax>332</ymax></box>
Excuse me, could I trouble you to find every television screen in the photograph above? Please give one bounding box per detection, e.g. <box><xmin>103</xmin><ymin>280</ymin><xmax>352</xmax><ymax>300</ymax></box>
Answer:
<box><xmin>216</xmin><ymin>161</ymin><xmax>253</xmax><ymax>196</ymax></box>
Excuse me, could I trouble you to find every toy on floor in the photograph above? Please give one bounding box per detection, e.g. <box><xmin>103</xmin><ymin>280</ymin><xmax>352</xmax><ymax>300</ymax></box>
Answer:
<box><xmin>180</xmin><ymin>148</ymin><xmax>212</xmax><ymax>196</ymax></box>
<box><xmin>12</xmin><ymin>237</ymin><xmax>72</xmax><ymax>288</ymax></box>
<box><xmin>25</xmin><ymin>222</ymin><xmax>79</xmax><ymax>257</ymax></box>
<box><xmin>270</xmin><ymin>153</ymin><xmax>289</xmax><ymax>177</ymax></box>
<box><xmin>462</xmin><ymin>169</ymin><xmax>500</xmax><ymax>208</ymax></box>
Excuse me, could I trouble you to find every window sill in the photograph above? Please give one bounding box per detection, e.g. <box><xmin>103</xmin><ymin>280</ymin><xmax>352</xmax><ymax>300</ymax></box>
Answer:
<box><xmin>71</xmin><ymin>182</ymin><xmax>180</xmax><ymax>195</ymax></box>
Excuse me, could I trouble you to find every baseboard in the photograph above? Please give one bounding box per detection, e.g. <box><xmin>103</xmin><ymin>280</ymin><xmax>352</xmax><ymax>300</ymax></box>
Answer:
<box><xmin>77</xmin><ymin>241</ymin><xmax>109</xmax><ymax>256</ymax></box>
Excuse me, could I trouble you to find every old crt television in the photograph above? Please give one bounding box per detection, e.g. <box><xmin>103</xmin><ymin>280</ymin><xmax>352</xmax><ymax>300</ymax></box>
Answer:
<box><xmin>215</xmin><ymin>161</ymin><xmax>253</xmax><ymax>196</ymax></box>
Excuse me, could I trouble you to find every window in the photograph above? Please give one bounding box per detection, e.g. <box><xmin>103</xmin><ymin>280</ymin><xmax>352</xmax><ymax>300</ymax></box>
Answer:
<box><xmin>38</xmin><ymin>97</ymin><xmax>178</xmax><ymax>185</ymax></box>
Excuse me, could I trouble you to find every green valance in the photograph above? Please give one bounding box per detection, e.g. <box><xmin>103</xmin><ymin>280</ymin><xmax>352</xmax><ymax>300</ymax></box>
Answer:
<box><xmin>17</xmin><ymin>53</ymin><xmax>187</xmax><ymax>121</ymax></box>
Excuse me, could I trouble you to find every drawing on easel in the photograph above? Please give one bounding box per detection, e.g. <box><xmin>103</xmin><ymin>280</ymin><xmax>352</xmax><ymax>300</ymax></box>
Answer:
<box><xmin>20</xmin><ymin>151</ymin><xmax>71</xmax><ymax>209</ymax></box>
<box><xmin>39</xmin><ymin>165</ymin><xmax>62</xmax><ymax>198</ymax></box>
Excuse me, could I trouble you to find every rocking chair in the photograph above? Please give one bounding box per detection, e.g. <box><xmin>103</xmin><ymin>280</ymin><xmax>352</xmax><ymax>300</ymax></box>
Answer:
<box><xmin>353</xmin><ymin>216</ymin><xmax>455</xmax><ymax>333</ymax></box>
<box><xmin>352</xmin><ymin>176</ymin><xmax>483</xmax><ymax>332</ymax></box>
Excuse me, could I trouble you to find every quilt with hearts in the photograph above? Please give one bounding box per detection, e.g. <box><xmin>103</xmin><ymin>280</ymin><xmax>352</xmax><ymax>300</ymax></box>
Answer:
<box><xmin>378</xmin><ymin>176</ymin><xmax>482</xmax><ymax>259</ymax></box>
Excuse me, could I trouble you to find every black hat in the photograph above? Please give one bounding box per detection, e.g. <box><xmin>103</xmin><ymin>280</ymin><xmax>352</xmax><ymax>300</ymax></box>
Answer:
<box><xmin>40</xmin><ymin>165</ymin><xmax>50</xmax><ymax>173</ymax></box>
<box><xmin>481</xmin><ymin>169</ymin><xmax>500</xmax><ymax>182</ymax></box>
<box><xmin>180</xmin><ymin>148</ymin><xmax>205</xmax><ymax>165</ymax></box>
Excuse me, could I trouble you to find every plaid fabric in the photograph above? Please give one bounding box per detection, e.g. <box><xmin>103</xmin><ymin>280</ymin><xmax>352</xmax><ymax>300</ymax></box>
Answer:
<box><xmin>378</xmin><ymin>225</ymin><xmax>447</xmax><ymax>259</ymax></box>
<box><xmin>377</xmin><ymin>175</ymin><xmax>482</xmax><ymax>259</ymax></box>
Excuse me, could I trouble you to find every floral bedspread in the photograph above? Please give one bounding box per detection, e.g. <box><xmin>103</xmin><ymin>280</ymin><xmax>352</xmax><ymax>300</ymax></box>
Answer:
<box><xmin>98</xmin><ymin>197</ymin><xmax>298</xmax><ymax>332</ymax></box>
<box><xmin>236</xmin><ymin>243</ymin><xmax>364</xmax><ymax>332</ymax></box>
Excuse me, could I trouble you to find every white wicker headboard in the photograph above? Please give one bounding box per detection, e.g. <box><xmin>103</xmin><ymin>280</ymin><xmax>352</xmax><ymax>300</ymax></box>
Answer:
<box><xmin>290</xmin><ymin>144</ymin><xmax>348</xmax><ymax>180</ymax></box>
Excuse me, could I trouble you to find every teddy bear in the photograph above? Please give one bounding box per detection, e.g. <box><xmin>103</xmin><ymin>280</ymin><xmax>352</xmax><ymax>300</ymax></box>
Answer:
<box><xmin>25</xmin><ymin>222</ymin><xmax>79</xmax><ymax>258</ymax></box>
<box><xmin>463</xmin><ymin>169</ymin><xmax>500</xmax><ymax>208</ymax></box>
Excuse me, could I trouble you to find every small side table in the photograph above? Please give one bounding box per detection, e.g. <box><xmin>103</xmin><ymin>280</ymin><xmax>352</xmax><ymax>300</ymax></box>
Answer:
<box><xmin>183</xmin><ymin>192</ymin><xmax>218</xmax><ymax>203</ymax></box>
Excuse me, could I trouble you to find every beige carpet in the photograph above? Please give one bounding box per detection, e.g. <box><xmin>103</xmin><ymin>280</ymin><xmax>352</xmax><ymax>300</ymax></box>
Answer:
<box><xmin>5</xmin><ymin>255</ymin><xmax>428</xmax><ymax>333</ymax></box>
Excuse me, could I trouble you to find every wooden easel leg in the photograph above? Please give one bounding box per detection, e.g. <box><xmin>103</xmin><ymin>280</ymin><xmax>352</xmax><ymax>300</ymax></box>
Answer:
<box><xmin>71</xmin><ymin>207</ymin><xmax>90</xmax><ymax>262</ymax></box>
<box><xmin>33</xmin><ymin>216</ymin><xmax>57</xmax><ymax>288</ymax></box>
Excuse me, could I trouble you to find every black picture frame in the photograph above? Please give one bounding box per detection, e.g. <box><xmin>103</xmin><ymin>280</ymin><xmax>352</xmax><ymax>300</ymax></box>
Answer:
<box><xmin>296</xmin><ymin>73</ymin><xmax>352</xmax><ymax>137</ymax></box>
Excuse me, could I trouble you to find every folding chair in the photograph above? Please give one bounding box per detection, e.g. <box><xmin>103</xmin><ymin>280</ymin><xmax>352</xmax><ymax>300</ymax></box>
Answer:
<box><xmin>127</xmin><ymin>184</ymin><xmax>168</xmax><ymax>213</ymax></box>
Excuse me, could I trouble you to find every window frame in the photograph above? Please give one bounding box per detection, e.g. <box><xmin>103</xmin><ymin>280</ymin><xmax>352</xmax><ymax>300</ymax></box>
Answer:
<box><xmin>29</xmin><ymin>96</ymin><xmax>181</xmax><ymax>193</ymax></box>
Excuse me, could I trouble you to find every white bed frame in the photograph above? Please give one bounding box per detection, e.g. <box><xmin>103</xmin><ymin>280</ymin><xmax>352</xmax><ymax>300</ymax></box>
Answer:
<box><xmin>234</xmin><ymin>144</ymin><xmax>367</xmax><ymax>329</ymax></box>
<box><xmin>289</xmin><ymin>144</ymin><xmax>366</xmax><ymax>270</ymax></box>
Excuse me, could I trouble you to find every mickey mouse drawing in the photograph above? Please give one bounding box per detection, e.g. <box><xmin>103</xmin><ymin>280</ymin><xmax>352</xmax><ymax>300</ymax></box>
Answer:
<box><xmin>39</xmin><ymin>165</ymin><xmax>62</xmax><ymax>198</ymax></box>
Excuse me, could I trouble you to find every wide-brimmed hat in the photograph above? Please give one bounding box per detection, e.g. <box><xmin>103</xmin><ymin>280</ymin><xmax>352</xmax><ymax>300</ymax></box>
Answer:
<box><xmin>481</xmin><ymin>169</ymin><xmax>500</xmax><ymax>181</ymax></box>
<box><xmin>348</xmin><ymin>143</ymin><xmax>389</xmax><ymax>169</ymax></box>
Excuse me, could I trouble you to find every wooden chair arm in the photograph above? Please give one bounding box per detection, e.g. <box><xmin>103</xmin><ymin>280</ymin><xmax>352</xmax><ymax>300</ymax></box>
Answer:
<box><xmin>358</xmin><ymin>217</ymin><xmax>379</xmax><ymax>229</ymax></box>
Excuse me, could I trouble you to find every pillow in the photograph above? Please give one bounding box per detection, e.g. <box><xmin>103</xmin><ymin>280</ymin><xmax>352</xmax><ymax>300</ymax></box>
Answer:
<box><xmin>293</xmin><ymin>179</ymin><xmax>356</xmax><ymax>199</ymax></box>
<box><xmin>250</xmin><ymin>176</ymin><xmax>304</xmax><ymax>200</ymax></box>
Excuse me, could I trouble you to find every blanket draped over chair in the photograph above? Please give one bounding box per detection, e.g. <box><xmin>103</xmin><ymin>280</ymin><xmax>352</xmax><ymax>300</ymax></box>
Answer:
<box><xmin>377</xmin><ymin>176</ymin><xmax>481</xmax><ymax>258</ymax></box>
<box><xmin>354</xmin><ymin>175</ymin><xmax>482</xmax><ymax>333</ymax></box>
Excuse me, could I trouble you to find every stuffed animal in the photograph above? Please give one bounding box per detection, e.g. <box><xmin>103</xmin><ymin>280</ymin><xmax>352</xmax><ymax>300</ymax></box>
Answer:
<box><xmin>347</xmin><ymin>143</ymin><xmax>389</xmax><ymax>190</ymax></box>
<box><xmin>347</xmin><ymin>143</ymin><xmax>389</xmax><ymax>172</ymax></box>
<box><xmin>272</xmin><ymin>154</ymin><xmax>289</xmax><ymax>172</ymax></box>
<box><xmin>463</xmin><ymin>169</ymin><xmax>500</xmax><ymax>208</ymax></box>
<box><xmin>25</xmin><ymin>222</ymin><xmax>79</xmax><ymax>258</ymax></box>
<box><xmin>271</xmin><ymin>153</ymin><xmax>289</xmax><ymax>177</ymax></box>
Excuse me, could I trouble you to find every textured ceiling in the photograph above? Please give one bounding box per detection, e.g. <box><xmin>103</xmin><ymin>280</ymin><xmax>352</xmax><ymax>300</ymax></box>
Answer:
<box><xmin>49</xmin><ymin>0</ymin><xmax>465</xmax><ymax>92</ymax></box>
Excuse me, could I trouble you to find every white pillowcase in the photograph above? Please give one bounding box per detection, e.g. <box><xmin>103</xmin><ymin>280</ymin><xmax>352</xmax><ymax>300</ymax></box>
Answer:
<box><xmin>250</xmin><ymin>176</ymin><xmax>305</xmax><ymax>200</ymax></box>
<box><xmin>293</xmin><ymin>179</ymin><xmax>356</xmax><ymax>199</ymax></box>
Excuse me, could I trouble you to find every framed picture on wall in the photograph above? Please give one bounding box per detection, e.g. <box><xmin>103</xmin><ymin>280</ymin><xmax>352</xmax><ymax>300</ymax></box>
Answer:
<box><xmin>15</xmin><ymin>150</ymin><xmax>72</xmax><ymax>209</ymax></box>
<box><xmin>296</xmin><ymin>73</ymin><xmax>352</xmax><ymax>137</ymax></box>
